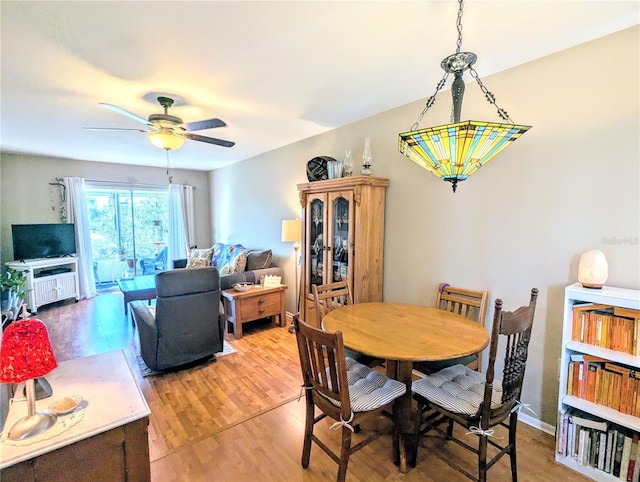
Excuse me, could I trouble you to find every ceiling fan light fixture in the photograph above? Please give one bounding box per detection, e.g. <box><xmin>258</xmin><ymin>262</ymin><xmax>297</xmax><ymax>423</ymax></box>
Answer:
<box><xmin>148</xmin><ymin>128</ymin><xmax>185</xmax><ymax>151</ymax></box>
<box><xmin>91</xmin><ymin>96</ymin><xmax>234</xmax><ymax>149</ymax></box>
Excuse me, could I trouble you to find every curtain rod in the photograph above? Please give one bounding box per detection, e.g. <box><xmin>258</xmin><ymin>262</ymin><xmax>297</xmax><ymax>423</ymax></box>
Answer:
<box><xmin>84</xmin><ymin>179</ymin><xmax>195</xmax><ymax>189</ymax></box>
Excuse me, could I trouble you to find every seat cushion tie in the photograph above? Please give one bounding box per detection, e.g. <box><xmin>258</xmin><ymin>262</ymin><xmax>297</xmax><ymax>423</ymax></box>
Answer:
<box><xmin>330</xmin><ymin>412</ymin><xmax>355</xmax><ymax>432</ymax></box>
<box><xmin>298</xmin><ymin>384</ymin><xmax>312</xmax><ymax>402</ymax></box>
<box><xmin>466</xmin><ymin>425</ymin><xmax>496</xmax><ymax>438</ymax></box>
<box><xmin>511</xmin><ymin>399</ymin><xmax>536</xmax><ymax>416</ymax></box>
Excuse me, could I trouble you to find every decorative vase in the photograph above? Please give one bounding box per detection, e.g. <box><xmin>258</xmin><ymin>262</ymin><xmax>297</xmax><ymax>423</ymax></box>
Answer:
<box><xmin>335</xmin><ymin>158</ymin><xmax>344</xmax><ymax>178</ymax></box>
<box><xmin>343</xmin><ymin>149</ymin><xmax>353</xmax><ymax>176</ymax></box>
<box><xmin>327</xmin><ymin>158</ymin><xmax>337</xmax><ymax>179</ymax></box>
<box><xmin>361</xmin><ymin>137</ymin><xmax>373</xmax><ymax>176</ymax></box>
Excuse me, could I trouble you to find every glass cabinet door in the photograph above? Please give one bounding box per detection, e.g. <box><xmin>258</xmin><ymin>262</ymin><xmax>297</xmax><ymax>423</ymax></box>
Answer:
<box><xmin>330</xmin><ymin>195</ymin><xmax>350</xmax><ymax>283</ymax></box>
<box><xmin>309</xmin><ymin>197</ymin><xmax>325</xmax><ymax>291</ymax></box>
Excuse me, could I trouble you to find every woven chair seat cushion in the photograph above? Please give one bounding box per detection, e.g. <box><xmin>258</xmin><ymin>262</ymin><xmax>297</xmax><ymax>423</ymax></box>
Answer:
<box><xmin>412</xmin><ymin>364</ymin><xmax>502</xmax><ymax>416</ymax></box>
<box><xmin>321</xmin><ymin>357</ymin><xmax>406</xmax><ymax>412</ymax></box>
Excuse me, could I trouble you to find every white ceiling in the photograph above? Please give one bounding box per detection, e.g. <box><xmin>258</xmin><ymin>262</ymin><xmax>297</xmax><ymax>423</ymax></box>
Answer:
<box><xmin>1</xmin><ymin>1</ymin><xmax>638</xmax><ymax>172</ymax></box>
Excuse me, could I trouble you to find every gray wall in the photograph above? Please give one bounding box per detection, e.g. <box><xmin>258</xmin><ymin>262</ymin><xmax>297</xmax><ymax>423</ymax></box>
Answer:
<box><xmin>209</xmin><ymin>26</ymin><xmax>640</xmax><ymax>427</ymax></box>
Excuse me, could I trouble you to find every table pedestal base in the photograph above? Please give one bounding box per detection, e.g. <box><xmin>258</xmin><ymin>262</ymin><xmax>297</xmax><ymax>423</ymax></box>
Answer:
<box><xmin>386</xmin><ymin>360</ymin><xmax>419</xmax><ymax>474</ymax></box>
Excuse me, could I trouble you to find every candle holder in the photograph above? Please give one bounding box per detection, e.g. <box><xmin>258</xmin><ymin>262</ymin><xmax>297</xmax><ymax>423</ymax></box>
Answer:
<box><xmin>343</xmin><ymin>149</ymin><xmax>353</xmax><ymax>176</ymax></box>
<box><xmin>361</xmin><ymin>137</ymin><xmax>373</xmax><ymax>176</ymax></box>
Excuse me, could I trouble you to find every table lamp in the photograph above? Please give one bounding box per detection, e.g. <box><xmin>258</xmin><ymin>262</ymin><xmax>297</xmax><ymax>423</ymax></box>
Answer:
<box><xmin>0</xmin><ymin>319</ymin><xmax>58</xmax><ymax>440</ymax></box>
<box><xmin>578</xmin><ymin>249</ymin><xmax>608</xmax><ymax>289</ymax></box>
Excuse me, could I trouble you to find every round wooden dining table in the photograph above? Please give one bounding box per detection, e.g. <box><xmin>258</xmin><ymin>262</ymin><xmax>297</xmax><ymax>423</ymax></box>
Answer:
<box><xmin>322</xmin><ymin>301</ymin><xmax>490</xmax><ymax>473</ymax></box>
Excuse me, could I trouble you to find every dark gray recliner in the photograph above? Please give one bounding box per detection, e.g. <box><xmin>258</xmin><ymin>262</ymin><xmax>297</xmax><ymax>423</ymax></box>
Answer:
<box><xmin>130</xmin><ymin>266</ymin><xmax>224</xmax><ymax>371</ymax></box>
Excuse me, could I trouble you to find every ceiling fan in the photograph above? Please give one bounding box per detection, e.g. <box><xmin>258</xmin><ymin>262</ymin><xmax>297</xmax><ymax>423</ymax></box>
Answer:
<box><xmin>86</xmin><ymin>96</ymin><xmax>235</xmax><ymax>150</ymax></box>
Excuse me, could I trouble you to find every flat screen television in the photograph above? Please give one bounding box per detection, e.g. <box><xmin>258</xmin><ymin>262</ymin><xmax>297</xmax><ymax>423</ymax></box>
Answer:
<box><xmin>11</xmin><ymin>223</ymin><xmax>77</xmax><ymax>261</ymax></box>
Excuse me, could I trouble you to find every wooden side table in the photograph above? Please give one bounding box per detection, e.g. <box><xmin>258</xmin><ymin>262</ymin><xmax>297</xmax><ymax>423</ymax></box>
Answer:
<box><xmin>221</xmin><ymin>285</ymin><xmax>287</xmax><ymax>339</ymax></box>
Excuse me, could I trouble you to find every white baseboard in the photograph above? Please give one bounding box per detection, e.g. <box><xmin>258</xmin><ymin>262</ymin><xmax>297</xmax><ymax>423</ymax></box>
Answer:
<box><xmin>518</xmin><ymin>412</ymin><xmax>556</xmax><ymax>436</ymax></box>
<box><xmin>285</xmin><ymin>311</ymin><xmax>296</xmax><ymax>325</ymax></box>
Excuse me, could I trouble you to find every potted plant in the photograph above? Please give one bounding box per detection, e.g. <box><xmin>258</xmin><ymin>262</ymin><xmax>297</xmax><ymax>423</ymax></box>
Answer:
<box><xmin>0</xmin><ymin>267</ymin><xmax>28</xmax><ymax>322</ymax></box>
<box><xmin>116</xmin><ymin>241</ymin><xmax>126</xmax><ymax>261</ymax></box>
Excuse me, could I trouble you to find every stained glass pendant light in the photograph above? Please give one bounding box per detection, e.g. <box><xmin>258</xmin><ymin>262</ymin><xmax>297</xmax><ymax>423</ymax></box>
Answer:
<box><xmin>398</xmin><ymin>0</ymin><xmax>531</xmax><ymax>192</ymax></box>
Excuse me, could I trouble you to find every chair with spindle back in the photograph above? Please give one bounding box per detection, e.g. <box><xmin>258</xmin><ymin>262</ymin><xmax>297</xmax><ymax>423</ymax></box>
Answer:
<box><xmin>410</xmin><ymin>288</ymin><xmax>539</xmax><ymax>481</ymax></box>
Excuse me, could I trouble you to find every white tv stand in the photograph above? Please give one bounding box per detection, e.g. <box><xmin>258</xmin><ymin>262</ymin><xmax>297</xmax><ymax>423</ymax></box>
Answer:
<box><xmin>6</xmin><ymin>258</ymin><xmax>79</xmax><ymax>314</ymax></box>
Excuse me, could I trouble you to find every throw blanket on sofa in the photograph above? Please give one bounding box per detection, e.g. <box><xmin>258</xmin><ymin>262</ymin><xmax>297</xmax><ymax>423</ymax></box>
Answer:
<box><xmin>185</xmin><ymin>243</ymin><xmax>248</xmax><ymax>273</ymax></box>
<box><xmin>176</xmin><ymin>243</ymin><xmax>282</xmax><ymax>291</ymax></box>
<box><xmin>212</xmin><ymin>243</ymin><xmax>247</xmax><ymax>274</ymax></box>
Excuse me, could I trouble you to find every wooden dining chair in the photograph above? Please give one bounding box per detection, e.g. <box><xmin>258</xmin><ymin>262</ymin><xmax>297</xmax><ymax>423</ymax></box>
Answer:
<box><xmin>410</xmin><ymin>288</ymin><xmax>538</xmax><ymax>481</ymax></box>
<box><xmin>293</xmin><ymin>315</ymin><xmax>406</xmax><ymax>482</ymax></box>
<box><xmin>413</xmin><ymin>283</ymin><xmax>488</xmax><ymax>376</ymax></box>
<box><xmin>312</xmin><ymin>280</ymin><xmax>381</xmax><ymax>367</ymax></box>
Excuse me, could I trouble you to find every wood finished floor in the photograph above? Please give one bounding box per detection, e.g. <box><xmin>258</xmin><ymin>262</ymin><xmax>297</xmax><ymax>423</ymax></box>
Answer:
<box><xmin>30</xmin><ymin>290</ymin><xmax>590</xmax><ymax>481</ymax></box>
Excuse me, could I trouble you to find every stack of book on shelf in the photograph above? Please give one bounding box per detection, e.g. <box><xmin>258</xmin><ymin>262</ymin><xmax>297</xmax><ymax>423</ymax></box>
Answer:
<box><xmin>567</xmin><ymin>354</ymin><xmax>640</xmax><ymax>415</ymax></box>
<box><xmin>557</xmin><ymin>409</ymin><xmax>640</xmax><ymax>480</ymax></box>
<box><xmin>572</xmin><ymin>303</ymin><xmax>640</xmax><ymax>354</ymax></box>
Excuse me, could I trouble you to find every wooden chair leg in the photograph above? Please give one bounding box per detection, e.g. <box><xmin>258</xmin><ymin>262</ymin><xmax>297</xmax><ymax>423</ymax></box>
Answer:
<box><xmin>337</xmin><ymin>426</ymin><xmax>353</xmax><ymax>482</ymax></box>
<box><xmin>447</xmin><ymin>418</ymin><xmax>454</xmax><ymax>437</ymax></box>
<box><xmin>478</xmin><ymin>434</ymin><xmax>488</xmax><ymax>482</ymax></box>
<box><xmin>301</xmin><ymin>398</ymin><xmax>314</xmax><ymax>468</ymax></box>
<box><xmin>509</xmin><ymin>413</ymin><xmax>519</xmax><ymax>482</ymax></box>
<box><xmin>392</xmin><ymin>397</ymin><xmax>401</xmax><ymax>466</ymax></box>
<box><xmin>409</xmin><ymin>401</ymin><xmax>423</xmax><ymax>468</ymax></box>
<box><xmin>393</xmin><ymin>424</ymin><xmax>402</xmax><ymax>467</ymax></box>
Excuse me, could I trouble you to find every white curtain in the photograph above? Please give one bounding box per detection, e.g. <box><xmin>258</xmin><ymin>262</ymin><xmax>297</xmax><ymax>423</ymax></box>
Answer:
<box><xmin>167</xmin><ymin>184</ymin><xmax>194</xmax><ymax>266</ymax></box>
<box><xmin>64</xmin><ymin>177</ymin><xmax>96</xmax><ymax>300</ymax></box>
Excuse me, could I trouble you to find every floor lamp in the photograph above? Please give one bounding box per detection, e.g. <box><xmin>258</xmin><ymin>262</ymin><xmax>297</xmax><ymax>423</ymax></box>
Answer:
<box><xmin>281</xmin><ymin>219</ymin><xmax>301</xmax><ymax>332</ymax></box>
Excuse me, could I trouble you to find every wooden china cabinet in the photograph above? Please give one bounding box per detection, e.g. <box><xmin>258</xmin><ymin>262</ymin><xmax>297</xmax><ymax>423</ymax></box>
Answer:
<box><xmin>297</xmin><ymin>176</ymin><xmax>389</xmax><ymax>327</ymax></box>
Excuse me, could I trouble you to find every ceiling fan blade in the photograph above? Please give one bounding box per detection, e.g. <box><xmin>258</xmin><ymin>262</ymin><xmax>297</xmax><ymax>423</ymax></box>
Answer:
<box><xmin>184</xmin><ymin>118</ymin><xmax>227</xmax><ymax>132</ymax></box>
<box><xmin>99</xmin><ymin>103</ymin><xmax>152</xmax><ymax>126</ymax></box>
<box><xmin>184</xmin><ymin>133</ymin><xmax>235</xmax><ymax>148</ymax></box>
<box><xmin>83</xmin><ymin>127</ymin><xmax>148</xmax><ymax>132</ymax></box>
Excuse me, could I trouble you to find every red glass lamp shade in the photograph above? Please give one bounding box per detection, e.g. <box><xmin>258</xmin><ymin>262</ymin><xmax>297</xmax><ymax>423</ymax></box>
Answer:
<box><xmin>0</xmin><ymin>319</ymin><xmax>57</xmax><ymax>383</ymax></box>
<box><xmin>0</xmin><ymin>319</ymin><xmax>58</xmax><ymax>440</ymax></box>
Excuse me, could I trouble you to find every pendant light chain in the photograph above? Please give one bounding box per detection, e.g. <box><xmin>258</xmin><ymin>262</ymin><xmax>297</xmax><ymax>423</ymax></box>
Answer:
<box><xmin>469</xmin><ymin>68</ymin><xmax>514</xmax><ymax>123</ymax></box>
<box><xmin>410</xmin><ymin>0</ymin><xmax>463</xmax><ymax>130</ymax></box>
<box><xmin>166</xmin><ymin>150</ymin><xmax>173</xmax><ymax>184</ymax></box>
<box><xmin>410</xmin><ymin>72</ymin><xmax>449</xmax><ymax>131</ymax></box>
<box><xmin>409</xmin><ymin>0</ymin><xmax>515</xmax><ymax>129</ymax></box>
<box><xmin>458</xmin><ymin>0</ymin><xmax>513</xmax><ymax>123</ymax></box>
<box><xmin>455</xmin><ymin>0</ymin><xmax>464</xmax><ymax>54</ymax></box>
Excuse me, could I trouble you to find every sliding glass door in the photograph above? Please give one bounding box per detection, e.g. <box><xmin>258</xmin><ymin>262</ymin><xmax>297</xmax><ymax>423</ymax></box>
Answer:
<box><xmin>86</xmin><ymin>186</ymin><xmax>168</xmax><ymax>283</ymax></box>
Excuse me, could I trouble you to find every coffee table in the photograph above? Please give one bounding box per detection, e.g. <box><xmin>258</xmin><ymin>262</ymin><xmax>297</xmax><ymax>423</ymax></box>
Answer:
<box><xmin>116</xmin><ymin>275</ymin><xmax>157</xmax><ymax>315</ymax></box>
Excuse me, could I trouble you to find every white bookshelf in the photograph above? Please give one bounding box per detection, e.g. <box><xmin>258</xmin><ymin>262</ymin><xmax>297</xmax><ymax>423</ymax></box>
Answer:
<box><xmin>557</xmin><ymin>283</ymin><xmax>640</xmax><ymax>480</ymax></box>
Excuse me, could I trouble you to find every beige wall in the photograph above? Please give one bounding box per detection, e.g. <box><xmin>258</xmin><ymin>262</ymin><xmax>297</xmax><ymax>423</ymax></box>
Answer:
<box><xmin>0</xmin><ymin>155</ymin><xmax>213</xmax><ymax>265</ymax></box>
<box><xmin>1</xmin><ymin>27</ymin><xmax>637</xmax><ymax>428</ymax></box>
<box><xmin>210</xmin><ymin>26</ymin><xmax>639</xmax><ymax>426</ymax></box>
